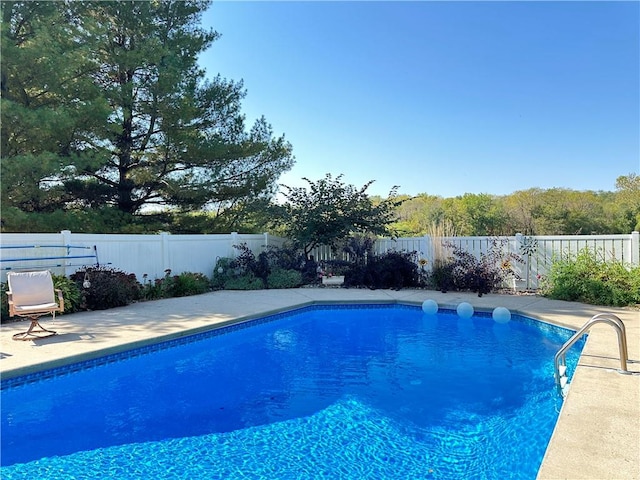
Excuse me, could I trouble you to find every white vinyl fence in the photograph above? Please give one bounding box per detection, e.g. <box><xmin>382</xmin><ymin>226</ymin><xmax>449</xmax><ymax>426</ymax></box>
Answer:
<box><xmin>1</xmin><ymin>230</ymin><xmax>638</xmax><ymax>290</ymax></box>
<box><xmin>0</xmin><ymin>231</ymin><xmax>286</xmax><ymax>284</ymax></box>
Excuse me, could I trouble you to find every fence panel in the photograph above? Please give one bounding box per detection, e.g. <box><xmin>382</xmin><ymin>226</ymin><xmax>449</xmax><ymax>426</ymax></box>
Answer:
<box><xmin>0</xmin><ymin>233</ymin><xmax>79</xmax><ymax>279</ymax></box>
<box><xmin>1</xmin><ymin>232</ymin><xmax>286</xmax><ymax>283</ymax></box>
<box><xmin>2</xmin><ymin>231</ymin><xmax>637</xmax><ymax>289</ymax></box>
<box><xmin>330</xmin><ymin>233</ymin><xmax>638</xmax><ymax>291</ymax></box>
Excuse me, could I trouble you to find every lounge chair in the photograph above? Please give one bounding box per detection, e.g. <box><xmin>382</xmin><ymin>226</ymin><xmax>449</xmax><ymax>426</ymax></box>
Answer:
<box><xmin>7</xmin><ymin>270</ymin><xmax>64</xmax><ymax>341</ymax></box>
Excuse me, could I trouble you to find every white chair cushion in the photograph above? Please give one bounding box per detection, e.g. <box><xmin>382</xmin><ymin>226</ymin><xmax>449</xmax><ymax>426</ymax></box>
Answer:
<box><xmin>8</xmin><ymin>271</ymin><xmax>56</xmax><ymax>307</ymax></box>
<box><xmin>14</xmin><ymin>303</ymin><xmax>59</xmax><ymax>313</ymax></box>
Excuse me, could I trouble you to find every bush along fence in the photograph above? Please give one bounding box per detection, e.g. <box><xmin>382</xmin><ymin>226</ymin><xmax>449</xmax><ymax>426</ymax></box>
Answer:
<box><xmin>311</xmin><ymin>232</ymin><xmax>640</xmax><ymax>291</ymax></box>
<box><xmin>1</xmin><ymin>231</ymin><xmax>638</xmax><ymax>290</ymax></box>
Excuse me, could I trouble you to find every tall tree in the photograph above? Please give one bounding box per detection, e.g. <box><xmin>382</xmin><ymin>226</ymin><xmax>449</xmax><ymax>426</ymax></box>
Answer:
<box><xmin>442</xmin><ymin>193</ymin><xmax>508</xmax><ymax>236</ymax></box>
<box><xmin>1</xmin><ymin>0</ymin><xmax>294</xmax><ymax>231</ymax></box>
<box><xmin>393</xmin><ymin>193</ymin><xmax>446</xmax><ymax>236</ymax></box>
<box><xmin>501</xmin><ymin>188</ymin><xmax>545</xmax><ymax>235</ymax></box>
<box><xmin>528</xmin><ymin>188</ymin><xmax>611</xmax><ymax>235</ymax></box>
<box><xmin>615</xmin><ymin>173</ymin><xmax>640</xmax><ymax>232</ymax></box>
<box><xmin>1</xmin><ymin>1</ymin><xmax>107</xmax><ymax>217</ymax></box>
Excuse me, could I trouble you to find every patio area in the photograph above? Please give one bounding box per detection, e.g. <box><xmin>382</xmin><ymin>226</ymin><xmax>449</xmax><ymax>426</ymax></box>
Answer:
<box><xmin>1</xmin><ymin>288</ymin><xmax>638</xmax><ymax>479</ymax></box>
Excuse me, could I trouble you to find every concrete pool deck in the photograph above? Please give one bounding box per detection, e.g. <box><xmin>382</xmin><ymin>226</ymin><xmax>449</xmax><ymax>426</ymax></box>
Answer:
<box><xmin>1</xmin><ymin>288</ymin><xmax>638</xmax><ymax>479</ymax></box>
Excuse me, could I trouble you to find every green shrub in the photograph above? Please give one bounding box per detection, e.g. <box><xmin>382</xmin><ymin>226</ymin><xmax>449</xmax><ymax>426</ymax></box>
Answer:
<box><xmin>224</xmin><ymin>274</ymin><xmax>264</xmax><ymax>290</ymax></box>
<box><xmin>212</xmin><ymin>258</ymin><xmax>236</xmax><ymax>290</ymax></box>
<box><xmin>214</xmin><ymin>243</ymin><xmax>306</xmax><ymax>290</ymax></box>
<box><xmin>140</xmin><ymin>272</ymin><xmax>170</xmax><ymax>300</ymax></box>
<box><xmin>429</xmin><ymin>259</ymin><xmax>456</xmax><ymax>293</ymax></box>
<box><xmin>212</xmin><ymin>245</ymin><xmax>270</xmax><ymax>289</ymax></box>
<box><xmin>167</xmin><ymin>272</ymin><xmax>211</xmax><ymax>297</ymax></box>
<box><xmin>52</xmin><ymin>274</ymin><xmax>83</xmax><ymax>313</ymax></box>
<box><xmin>71</xmin><ymin>266</ymin><xmax>140</xmax><ymax>310</ymax></box>
<box><xmin>212</xmin><ymin>256</ymin><xmax>265</xmax><ymax>290</ymax></box>
<box><xmin>141</xmin><ymin>270</ymin><xmax>211</xmax><ymax>299</ymax></box>
<box><xmin>1</xmin><ymin>282</ymin><xmax>8</xmax><ymax>322</ymax></box>
<box><xmin>267</xmin><ymin>268</ymin><xmax>303</xmax><ymax>289</ymax></box>
<box><xmin>540</xmin><ymin>248</ymin><xmax>640</xmax><ymax>307</ymax></box>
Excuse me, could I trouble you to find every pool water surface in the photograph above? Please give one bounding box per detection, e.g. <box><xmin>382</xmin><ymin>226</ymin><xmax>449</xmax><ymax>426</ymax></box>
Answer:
<box><xmin>0</xmin><ymin>304</ymin><xmax>582</xmax><ymax>479</ymax></box>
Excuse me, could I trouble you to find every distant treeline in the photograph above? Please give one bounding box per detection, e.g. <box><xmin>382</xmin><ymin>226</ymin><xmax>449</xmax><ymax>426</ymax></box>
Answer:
<box><xmin>388</xmin><ymin>175</ymin><xmax>640</xmax><ymax>236</ymax></box>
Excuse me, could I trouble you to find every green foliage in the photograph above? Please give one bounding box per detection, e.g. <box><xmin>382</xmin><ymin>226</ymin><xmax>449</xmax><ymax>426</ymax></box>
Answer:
<box><xmin>262</xmin><ymin>243</ymin><xmax>318</xmax><ymax>283</ymax></box>
<box><xmin>615</xmin><ymin>174</ymin><xmax>640</xmax><ymax>232</ymax></box>
<box><xmin>212</xmin><ymin>247</ymin><xmax>266</xmax><ymax>290</ymax></box>
<box><xmin>140</xmin><ymin>273</ymin><xmax>170</xmax><ymax>301</ymax></box>
<box><xmin>429</xmin><ymin>259</ymin><xmax>456</xmax><ymax>293</ymax></box>
<box><xmin>0</xmin><ymin>282</ymin><xmax>8</xmax><ymax>322</ymax></box>
<box><xmin>70</xmin><ymin>267</ymin><xmax>140</xmax><ymax>310</ymax></box>
<box><xmin>442</xmin><ymin>194</ymin><xmax>508</xmax><ymax>236</ymax></box>
<box><xmin>213</xmin><ymin>243</ymin><xmax>307</xmax><ymax>290</ymax></box>
<box><xmin>0</xmin><ymin>206</ymin><xmax>161</xmax><ymax>234</ymax></box>
<box><xmin>540</xmin><ymin>248</ymin><xmax>640</xmax><ymax>307</ymax></box>
<box><xmin>267</xmin><ymin>269</ymin><xmax>303</xmax><ymax>289</ymax></box>
<box><xmin>1</xmin><ymin>0</ymin><xmax>293</xmax><ymax>232</ymax></box>
<box><xmin>52</xmin><ymin>274</ymin><xmax>82</xmax><ymax>314</ymax></box>
<box><xmin>1</xmin><ymin>2</ymin><xmax>110</xmax><ymax>217</ymax></box>
<box><xmin>275</xmin><ymin>174</ymin><xmax>401</xmax><ymax>258</ymax></box>
<box><xmin>166</xmin><ymin>272</ymin><xmax>212</xmax><ymax>297</ymax></box>
<box><xmin>211</xmin><ymin>258</ymin><xmax>236</xmax><ymax>290</ymax></box>
<box><xmin>391</xmin><ymin>182</ymin><xmax>640</xmax><ymax>237</ymax></box>
<box><xmin>223</xmin><ymin>274</ymin><xmax>264</xmax><ymax>290</ymax></box>
<box><xmin>142</xmin><ymin>270</ymin><xmax>211</xmax><ymax>299</ymax></box>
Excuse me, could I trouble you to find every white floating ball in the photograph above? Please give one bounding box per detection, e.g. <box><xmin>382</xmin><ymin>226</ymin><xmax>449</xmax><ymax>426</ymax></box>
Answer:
<box><xmin>421</xmin><ymin>299</ymin><xmax>438</xmax><ymax>315</ymax></box>
<box><xmin>492</xmin><ymin>307</ymin><xmax>512</xmax><ymax>324</ymax></box>
<box><xmin>456</xmin><ymin>302</ymin><xmax>474</xmax><ymax>319</ymax></box>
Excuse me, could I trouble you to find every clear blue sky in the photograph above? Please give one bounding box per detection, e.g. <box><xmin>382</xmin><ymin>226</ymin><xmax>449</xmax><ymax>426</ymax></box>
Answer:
<box><xmin>199</xmin><ymin>1</ymin><xmax>639</xmax><ymax>198</ymax></box>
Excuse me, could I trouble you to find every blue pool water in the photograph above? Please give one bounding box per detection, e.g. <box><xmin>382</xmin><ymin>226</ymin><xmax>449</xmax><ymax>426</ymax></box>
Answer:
<box><xmin>1</xmin><ymin>304</ymin><xmax>582</xmax><ymax>479</ymax></box>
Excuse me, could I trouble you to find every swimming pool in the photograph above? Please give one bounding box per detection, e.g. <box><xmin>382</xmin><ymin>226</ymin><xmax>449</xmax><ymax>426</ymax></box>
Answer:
<box><xmin>1</xmin><ymin>304</ymin><xmax>582</xmax><ymax>479</ymax></box>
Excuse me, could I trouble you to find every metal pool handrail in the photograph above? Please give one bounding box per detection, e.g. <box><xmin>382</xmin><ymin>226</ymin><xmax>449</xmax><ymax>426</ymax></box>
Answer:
<box><xmin>554</xmin><ymin>313</ymin><xmax>630</xmax><ymax>396</ymax></box>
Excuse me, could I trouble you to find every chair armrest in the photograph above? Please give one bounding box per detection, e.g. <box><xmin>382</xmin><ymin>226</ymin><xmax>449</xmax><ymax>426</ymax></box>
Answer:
<box><xmin>7</xmin><ymin>291</ymin><xmax>16</xmax><ymax>317</ymax></box>
<box><xmin>55</xmin><ymin>288</ymin><xmax>65</xmax><ymax>313</ymax></box>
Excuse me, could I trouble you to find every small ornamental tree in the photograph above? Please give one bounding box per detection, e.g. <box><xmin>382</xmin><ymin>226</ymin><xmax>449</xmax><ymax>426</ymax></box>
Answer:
<box><xmin>274</xmin><ymin>174</ymin><xmax>402</xmax><ymax>259</ymax></box>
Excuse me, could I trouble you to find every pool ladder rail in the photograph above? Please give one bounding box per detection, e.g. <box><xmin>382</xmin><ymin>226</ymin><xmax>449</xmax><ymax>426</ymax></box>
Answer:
<box><xmin>554</xmin><ymin>313</ymin><xmax>632</xmax><ymax>397</ymax></box>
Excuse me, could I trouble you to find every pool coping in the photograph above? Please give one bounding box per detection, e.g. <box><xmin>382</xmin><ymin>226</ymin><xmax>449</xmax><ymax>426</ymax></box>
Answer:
<box><xmin>1</xmin><ymin>288</ymin><xmax>638</xmax><ymax>479</ymax></box>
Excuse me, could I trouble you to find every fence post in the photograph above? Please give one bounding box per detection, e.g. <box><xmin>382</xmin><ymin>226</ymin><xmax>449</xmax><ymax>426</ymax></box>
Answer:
<box><xmin>160</xmin><ymin>232</ymin><xmax>170</xmax><ymax>274</ymax></box>
<box><xmin>263</xmin><ymin>232</ymin><xmax>269</xmax><ymax>249</ymax></box>
<box><xmin>230</xmin><ymin>232</ymin><xmax>239</xmax><ymax>258</ymax></box>
<box><xmin>632</xmin><ymin>231</ymin><xmax>639</xmax><ymax>266</ymax></box>
<box><xmin>60</xmin><ymin>230</ymin><xmax>72</xmax><ymax>277</ymax></box>
<box><xmin>424</xmin><ymin>235</ymin><xmax>432</xmax><ymax>266</ymax></box>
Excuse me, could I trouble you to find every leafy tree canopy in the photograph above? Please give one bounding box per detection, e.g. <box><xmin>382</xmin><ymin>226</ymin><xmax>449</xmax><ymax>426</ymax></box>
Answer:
<box><xmin>274</xmin><ymin>174</ymin><xmax>401</xmax><ymax>258</ymax></box>
<box><xmin>391</xmin><ymin>175</ymin><xmax>639</xmax><ymax>237</ymax></box>
<box><xmin>615</xmin><ymin>173</ymin><xmax>640</xmax><ymax>231</ymax></box>
<box><xmin>1</xmin><ymin>0</ymin><xmax>294</xmax><ymax>232</ymax></box>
